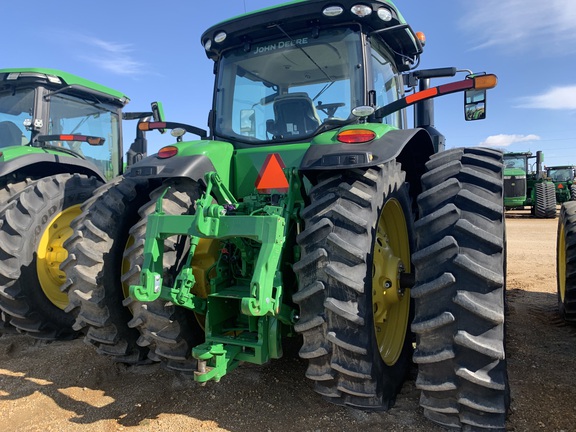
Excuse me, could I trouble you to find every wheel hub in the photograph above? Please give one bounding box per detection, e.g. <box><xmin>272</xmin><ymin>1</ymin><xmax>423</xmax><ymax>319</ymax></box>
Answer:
<box><xmin>37</xmin><ymin>204</ymin><xmax>82</xmax><ymax>309</ymax></box>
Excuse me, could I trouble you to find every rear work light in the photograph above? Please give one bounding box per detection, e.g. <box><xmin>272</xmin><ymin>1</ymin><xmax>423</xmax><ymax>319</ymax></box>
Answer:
<box><xmin>337</xmin><ymin>129</ymin><xmax>376</xmax><ymax>144</ymax></box>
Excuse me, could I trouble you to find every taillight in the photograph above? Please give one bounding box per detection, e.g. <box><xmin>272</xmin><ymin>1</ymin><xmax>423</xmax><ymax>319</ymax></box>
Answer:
<box><xmin>337</xmin><ymin>129</ymin><xmax>376</xmax><ymax>144</ymax></box>
<box><xmin>157</xmin><ymin>146</ymin><xmax>178</xmax><ymax>159</ymax></box>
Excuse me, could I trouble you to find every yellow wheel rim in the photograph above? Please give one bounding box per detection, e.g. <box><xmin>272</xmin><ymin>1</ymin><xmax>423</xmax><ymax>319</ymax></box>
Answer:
<box><xmin>558</xmin><ymin>222</ymin><xmax>566</xmax><ymax>302</ymax></box>
<box><xmin>372</xmin><ymin>198</ymin><xmax>411</xmax><ymax>366</ymax></box>
<box><xmin>37</xmin><ymin>204</ymin><xmax>82</xmax><ymax>310</ymax></box>
<box><xmin>191</xmin><ymin>239</ymin><xmax>219</xmax><ymax>329</ymax></box>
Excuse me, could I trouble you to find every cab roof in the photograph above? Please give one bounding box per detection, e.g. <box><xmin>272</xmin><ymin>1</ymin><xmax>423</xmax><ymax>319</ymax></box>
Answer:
<box><xmin>201</xmin><ymin>0</ymin><xmax>422</xmax><ymax>70</ymax></box>
<box><xmin>0</xmin><ymin>67</ymin><xmax>129</xmax><ymax>106</ymax></box>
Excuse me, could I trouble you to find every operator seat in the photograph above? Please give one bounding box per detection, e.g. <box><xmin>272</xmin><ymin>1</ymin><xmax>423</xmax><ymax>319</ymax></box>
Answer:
<box><xmin>0</xmin><ymin>121</ymin><xmax>23</xmax><ymax>147</ymax></box>
<box><xmin>267</xmin><ymin>93</ymin><xmax>321</xmax><ymax>138</ymax></box>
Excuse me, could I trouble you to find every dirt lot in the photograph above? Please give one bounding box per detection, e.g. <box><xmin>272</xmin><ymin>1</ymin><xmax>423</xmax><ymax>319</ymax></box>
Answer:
<box><xmin>1</xmin><ymin>211</ymin><xmax>574</xmax><ymax>432</ymax></box>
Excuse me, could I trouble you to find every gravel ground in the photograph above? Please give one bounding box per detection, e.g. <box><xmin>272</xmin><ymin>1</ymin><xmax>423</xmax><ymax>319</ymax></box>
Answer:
<box><xmin>1</xmin><ymin>211</ymin><xmax>574</xmax><ymax>432</ymax></box>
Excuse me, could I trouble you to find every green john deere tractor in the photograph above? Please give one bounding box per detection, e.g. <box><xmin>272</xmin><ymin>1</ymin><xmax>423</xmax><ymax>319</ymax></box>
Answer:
<box><xmin>62</xmin><ymin>1</ymin><xmax>508</xmax><ymax>429</ymax></box>
<box><xmin>546</xmin><ymin>165</ymin><xmax>576</xmax><ymax>204</ymax></box>
<box><xmin>503</xmin><ymin>150</ymin><xmax>556</xmax><ymax>218</ymax></box>
<box><xmin>0</xmin><ymin>67</ymin><xmax>161</xmax><ymax>339</ymax></box>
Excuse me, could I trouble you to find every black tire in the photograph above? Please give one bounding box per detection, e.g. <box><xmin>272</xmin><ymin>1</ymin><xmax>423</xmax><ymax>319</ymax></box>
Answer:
<box><xmin>293</xmin><ymin>162</ymin><xmax>414</xmax><ymax>410</ymax></box>
<box><xmin>535</xmin><ymin>182</ymin><xmax>557</xmax><ymax>218</ymax></box>
<box><xmin>61</xmin><ymin>176</ymin><xmax>156</xmax><ymax>363</ymax></box>
<box><xmin>0</xmin><ymin>175</ymin><xmax>37</xmax><ymax>332</ymax></box>
<box><xmin>0</xmin><ymin>173</ymin><xmax>102</xmax><ymax>339</ymax></box>
<box><xmin>123</xmin><ymin>179</ymin><xmax>206</xmax><ymax>371</ymax></box>
<box><xmin>556</xmin><ymin>201</ymin><xmax>576</xmax><ymax>322</ymax></box>
<box><xmin>412</xmin><ymin>147</ymin><xmax>508</xmax><ymax>430</ymax></box>
<box><xmin>570</xmin><ymin>184</ymin><xmax>576</xmax><ymax>201</ymax></box>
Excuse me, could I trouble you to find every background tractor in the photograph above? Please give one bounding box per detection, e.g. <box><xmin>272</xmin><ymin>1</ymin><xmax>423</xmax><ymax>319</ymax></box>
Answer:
<box><xmin>0</xmin><ymin>68</ymin><xmax>160</xmax><ymax>339</ymax></box>
<box><xmin>62</xmin><ymin>1</ymin><xmax>508</xmax><ymax>430</ymax></box>
<box><xmin>546</xmin><ymin>165</ymin><xmax>576</xmax><ymax>204</ymax></box>
<box><xmin>503</xmin><ymin>150</ymin><xmax>556</xmax><ymax>218</ymax></box>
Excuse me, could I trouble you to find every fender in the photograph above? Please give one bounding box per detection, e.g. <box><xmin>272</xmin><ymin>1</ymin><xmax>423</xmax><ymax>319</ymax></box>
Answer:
<box><xmin>125</xmin><ymin>153</ymin><xmax>216</xmax><ymax>184</ymax></box>
<box><xmin>300</xmin><ymin>128</ymin><xmax>435</xmax><ymax>171</ymax></box>
<box><xmin>124</xmin><ymin>140</ymin><xmax>234</xmax><ymax>186</ymax></box>
<box><xmin>0</xmin><ymin>152</ymin><xmax>106</xmax><ymax>181</ymax></box>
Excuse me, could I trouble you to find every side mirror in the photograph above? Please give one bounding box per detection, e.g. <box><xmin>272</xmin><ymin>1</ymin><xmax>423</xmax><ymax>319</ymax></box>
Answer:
<box><xmin>240</xmin><ymin>109</ymin><xmax>256</xmax><ymax>136</ymax></box>
<box><xmin>464</xmin><ymin>88</ymin><xmax>486</xmax><ymax>121</ymax></box>
<box><xmin>151</xmin><ymin>101</ymin><xmax>166</xmax><ymax>133</ymax></box>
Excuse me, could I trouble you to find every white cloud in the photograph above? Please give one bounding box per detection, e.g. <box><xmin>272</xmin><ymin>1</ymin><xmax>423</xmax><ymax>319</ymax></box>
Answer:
<box><xmin>479</xmin><ymin>134</ymin><xmax>541</xmax><ymax>147</ymax></box>
<box><xmin>77</xmin><ymin>36</ymin><xmax>147</xmax><ymax>76</ymax></box>
<box><xmin>516</xmin><ymin>86</ymin><xmax>576</xmax><ymax>110</ymax></box>
<box><xmin>461</xmin><ymin>0</ymin><xmax>576</xmax><ymax>52</ymax></box>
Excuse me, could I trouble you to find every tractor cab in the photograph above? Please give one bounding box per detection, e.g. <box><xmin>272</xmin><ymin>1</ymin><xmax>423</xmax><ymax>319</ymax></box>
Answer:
<box><xmin>0</xmin><ymin>69</ymin><xmax>129</xmax><ymax>180</ymax></box>
<box><xmin>546</xmin><ymin>165</ymin><xmax>576</xmax><ymax>203</ymax></box>
<box><xmin>202</xmin><ymin>0</ymin><xmax>490</xmax><ymax>150</ymax></box>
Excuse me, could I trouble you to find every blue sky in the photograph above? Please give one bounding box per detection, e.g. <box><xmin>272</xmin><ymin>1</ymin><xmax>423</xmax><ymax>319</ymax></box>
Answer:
<box><xmin>3</xmin><ymin>0</ymin><xmax>576</xmax><ymax>168</ymax></box>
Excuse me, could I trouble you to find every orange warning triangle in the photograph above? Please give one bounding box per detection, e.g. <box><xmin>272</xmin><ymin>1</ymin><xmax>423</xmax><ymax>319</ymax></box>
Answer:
<box><xmin>255</xmin><ymin>153</ymin><xmax>289</xmax><ymax>193</ymax></box>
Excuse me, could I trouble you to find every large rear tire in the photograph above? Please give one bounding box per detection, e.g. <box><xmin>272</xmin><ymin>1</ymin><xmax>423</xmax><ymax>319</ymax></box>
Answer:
<box><xmin>293</xmin><ymin>161</ymin><xmax>414</xmax><ymax>410</ymax></box>
<box><xmin>123</xmin><ymin>179</ymin><xmax>206</xmax><ymax>372</ymax></box>
<box><xmin>0</xmin><ymin>175</ymin><xmax>36</xmax><ymax>332</ymax></box>
<box><xmin>413</xmin><ymin>147</ymin><xmax>508</xmax><ymax>430</ymax></box>
<box><xmin>0</xmin><ymin>173</ymin><xmax>102</xmax><ymax>339</ymax></box>
<box><xmin>557</xmin><ymin>201</ymin><xmax>576</xmax><ymax>322</ymax></box>
<box><xmin>62</xmin><ymin>177</ymin><xmax>155</xmax><ymax>363</ymax></box>
<box><xmin>535</xmin><ymin>182</ymin><xmax>557</xmax><ymax>218</ymax></box>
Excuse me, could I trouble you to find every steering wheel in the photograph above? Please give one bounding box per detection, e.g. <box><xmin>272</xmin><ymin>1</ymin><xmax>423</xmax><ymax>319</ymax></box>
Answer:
<box><xmin>315</xmin><ymin>102</ymin><xmax>345</xmax><ymax>117</ymax></box>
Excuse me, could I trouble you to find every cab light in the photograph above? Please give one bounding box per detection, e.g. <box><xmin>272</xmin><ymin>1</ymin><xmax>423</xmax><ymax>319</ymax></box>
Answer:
<box><xmin>158</xmin><ymin>146</ymin><xmax>178</xmax><ymax>159</ymax></box>
<box><xmin>214</xmin><ymin>32</ymin><xmax>227</xmax><ymax>43</ymax></box>
<box><xmin>351</xmin><ymin>4</ymin><xmax>372</xmax><ymax>17</ymax></box>
<box><xmin>377</xmin><ymin>8</ymin><xmax>392</xmax><ymax>21</ymax></box>
<box><xmin>323</xmin><ymin>6</ymin><xmax>343</xmax><ymax>16</ymax></box>
<box><xmin>337</xmin><ymin>129</ymin><xmax>376</xmax><ymax>143</ymax></box>
<box><xmin>204</xmin><ymin>39</ymin><xmax>212</xmax><ymax>51</ymax></box>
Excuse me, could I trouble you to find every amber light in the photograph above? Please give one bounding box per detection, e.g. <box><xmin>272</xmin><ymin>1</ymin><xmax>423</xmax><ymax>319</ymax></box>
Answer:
<box><xmin>158</xmin><ymin>146</ymin><xmax>178</xmax><ymax>159</ymax></box>
<box><xmin>139</xmin><ymin>121</ymin><xmax>167</xmax><ymax>131</ymax></box>
<box><xmin>474</xmin><ymin>74</ymin><xmax>498</xmax><ymax>90</ymax></box>
<box><xmin>416</xmin><ymin>31</ymin><xmax>426</xmax><ymax>46</ymax></box>
<box><xmin>337</xmin><ymin>129</ymin><xmax>376</xmax><ymax>144</ymax></box>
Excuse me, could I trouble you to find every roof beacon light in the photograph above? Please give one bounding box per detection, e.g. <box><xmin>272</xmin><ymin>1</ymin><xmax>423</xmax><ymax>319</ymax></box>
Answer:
<box><xmin>377</xmin><ymin>8</ymin><xmax>392</xmax><ymax>21</ymax></box>
<box><xmin>416</xmin><ymin>31</ymin><xmax>426</xmax><ymax>46</ymax></box>
<box><xmin>323</xmin><ymin>6</ymin><xmax>344</xmax><ymax>17</ymax></box>
<box><xmin>351</xmin><ymin>4</ymin><xmax>372</xmax><ymax>17</ymax></box>
<box><xmin>214</xmin><ymin>32</ymin><xmax>227</xmax><ymax>43</ymax></box>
